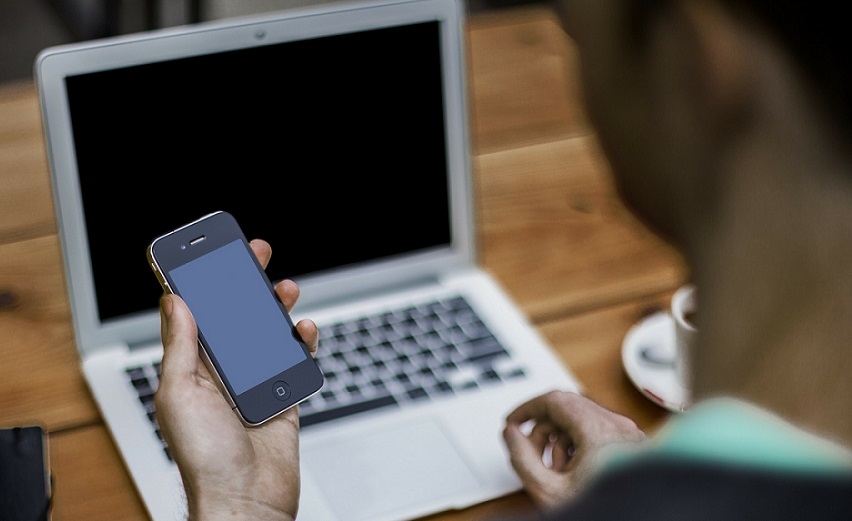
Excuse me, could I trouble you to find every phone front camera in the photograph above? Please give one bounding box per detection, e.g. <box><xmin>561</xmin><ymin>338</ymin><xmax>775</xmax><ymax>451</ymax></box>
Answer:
<box><xmin>180</xmin><ymin>244</ymin><xmax>187</xmax><ymax>250</ymax></box>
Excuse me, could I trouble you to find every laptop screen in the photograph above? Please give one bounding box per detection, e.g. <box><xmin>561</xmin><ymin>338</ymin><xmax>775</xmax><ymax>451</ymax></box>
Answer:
<box><xmin>62</xmin><ymin>21</ymin><xmax>451</xmax><ymax>323</ymax></box>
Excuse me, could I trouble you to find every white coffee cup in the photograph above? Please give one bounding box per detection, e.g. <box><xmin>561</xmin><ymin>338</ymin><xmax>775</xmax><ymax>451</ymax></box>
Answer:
<box><xmin>671</xmin><ymin>284</ymin><xmax>698</xmax><ymax>390</ymax></box>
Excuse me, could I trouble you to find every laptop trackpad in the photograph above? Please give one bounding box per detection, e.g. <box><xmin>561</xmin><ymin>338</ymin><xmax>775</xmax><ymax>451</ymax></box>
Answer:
<box><xmin>302</xmin><ymin>418</ymin><xmax>483</xmax><ymax>521</ymax></box>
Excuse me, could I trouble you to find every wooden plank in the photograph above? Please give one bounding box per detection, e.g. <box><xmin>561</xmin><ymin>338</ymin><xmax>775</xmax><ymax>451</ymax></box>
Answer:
<box><xmin>476</xmin><ymin>136</ymin><xmax>688</xmax><ymax>323</ymax></box>
<box><xmin>48</xmin><ymin>424</ymin><xmax>150</xmax><ymax>521</ymax></box>
<box><xmin>0</xmin><ymin>82</ymin><xmax>55</xmax><ymax>244</ymax></box>
<box><xmin>418</xmin><ymin>494</ymin><xmax>535</xmax><ymax>521</ymax></box>
<box><xmin>0</xmin><ymin>235</ymin><xmax>101</xmax><ymax>430</ymax></box>
<box><xmin>466</xmin><ymin>6</ymin><xmax>589</xmax><ymax>154</ymax></box>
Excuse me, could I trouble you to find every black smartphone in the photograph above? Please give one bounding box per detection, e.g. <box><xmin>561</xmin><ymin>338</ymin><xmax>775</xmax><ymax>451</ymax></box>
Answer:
<box><xmin>0</xmin><ymin>425</ymin><xmax>51</xmax><ymax>521</ymax></box>
<box><xmin>146</xmin><ymin>210</ymin><xmax>324</xmax><ymax>426</ymax></box>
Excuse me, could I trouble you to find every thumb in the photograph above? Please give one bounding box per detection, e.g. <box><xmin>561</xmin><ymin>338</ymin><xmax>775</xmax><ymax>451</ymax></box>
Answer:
<box><xmin>159</xmin><ymin>294</ymin><xmax>200</xmax><ymax>378</ymax></box>
<box><xmin>502</xmin><ymin>423</ymin><xmax>551</xmax><ymax>486</ymax></box>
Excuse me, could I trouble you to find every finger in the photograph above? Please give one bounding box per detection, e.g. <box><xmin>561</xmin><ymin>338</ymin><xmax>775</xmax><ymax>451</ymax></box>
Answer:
<box><xmin>273</xmin><ymin>279</ymin><xmax>318</xmax><ymax>358</ymax></box>
<box><xmin>505</xmin><ymin>389</ymin><xmax>564</xmax><ymax>425</ymax></box>
<box><xmin>158</xmin><ymin>294</ymin><xmax>201</xmax><ymax>380</ymax></box>
<box><xmin>295</xmin><ymin>319</ymin><xmax>319</xmax><ymax>358</ymax></box>
<box><xmin>528</xmin><ymin>421</ymin><xmax>557</xmax><ymax>457</ymax></box>
<box><xmin>502</xmin><ymin>423</ymin><xmax>553</xmax><ymax>486</ymax></box>
<box><xmin>250</xmin><ymin>238</ymin><xmax>272</xmax><ymax>269</ymax></box>
<box><xmin>504</xmin><ymin>399</ymin><xmax>538</xmax><ymax>426</ymax></box>
<box><xmin>508</xmin><ymin>390</ymin><xmax>604</xmax><ymax>447</ymax></box>
<box><xmin>549</xmin><ymin>433</ymin><xmax>574</xmax><ymax>471</ymax></box>
<box><xmin>508</xmin><ymin>392</ymin><xmax>574</xmax><ymax>472</ymax></box>
<box><xmin>274</xmin><ymin>278</ymin><xmax>301</xmax><ymax>312</ymax></box>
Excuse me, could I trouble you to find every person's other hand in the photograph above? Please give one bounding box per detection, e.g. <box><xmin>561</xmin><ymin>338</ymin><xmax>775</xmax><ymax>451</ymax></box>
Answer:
<box><xmin>503</xmin><ymin>390</ymin><xmax>646</xmax><ymax>510</ymax></box>
<box><xmin>154</xmin><ymin>239</ymin><xmax>317</xmax><ymax>521</ymax></box>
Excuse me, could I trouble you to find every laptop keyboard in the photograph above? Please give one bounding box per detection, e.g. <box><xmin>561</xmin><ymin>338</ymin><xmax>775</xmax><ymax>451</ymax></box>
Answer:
<box><xmin>125</xmin><ymin>361</ymin><xmax>169</xmax><ymax>460</ymax></box>
<box><xmin>300</xmin><ymin>295</ymin><xmax>527</xmax><ymax>426</ymax></box>
<box><xmin>125</xmin><ymin>295</ymin><xmax>527</xmax><ymax>460</ymax></box>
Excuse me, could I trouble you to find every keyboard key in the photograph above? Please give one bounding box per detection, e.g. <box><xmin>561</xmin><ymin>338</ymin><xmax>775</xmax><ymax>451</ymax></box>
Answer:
<box><xmin>459</xmin><ymin>337</ymin><xmax>507</xmax><ymax>363</ymax></box>
<box><xmin>406</xmin><ymin>388</ymin><xmax>429</xmax><ymax>400</ymax></box>
<box><xmin>300</xmin><ymin>395</ymin><xmax>399</xmax><ymax>428</ymax></box>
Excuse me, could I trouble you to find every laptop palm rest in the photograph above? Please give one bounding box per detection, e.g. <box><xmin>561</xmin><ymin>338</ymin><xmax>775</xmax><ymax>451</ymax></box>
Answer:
<box><xmin>300</xmin><ymin>417</ymin><xmax>483</xmax><ymax>521</ymax></box>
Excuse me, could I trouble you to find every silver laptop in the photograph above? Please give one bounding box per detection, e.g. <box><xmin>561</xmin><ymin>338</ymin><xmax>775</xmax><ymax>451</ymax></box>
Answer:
<box><xmin>35</xmin><ymin>0</ymin><xmax>582</xmax><ymax>519</ymax></box>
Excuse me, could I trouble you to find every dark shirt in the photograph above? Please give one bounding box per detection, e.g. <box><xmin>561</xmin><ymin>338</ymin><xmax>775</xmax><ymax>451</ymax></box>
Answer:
<box><xmin>531</xmin><ymin>456</ymin><xmax>852</xmax><ymax>521</ymax></box>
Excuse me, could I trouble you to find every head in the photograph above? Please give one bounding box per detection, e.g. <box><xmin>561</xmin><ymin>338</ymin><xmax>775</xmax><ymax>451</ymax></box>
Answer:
<box><xmin>552</xmin><ymin>0</ymin><xmax>850</xmax><ymax>257</ymax></box>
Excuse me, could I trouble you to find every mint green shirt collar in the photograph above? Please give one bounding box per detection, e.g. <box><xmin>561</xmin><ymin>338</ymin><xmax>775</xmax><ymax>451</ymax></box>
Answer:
<box><xmin>648</xmin><ymin>397</ymin><xmax>852</xmax><ymax>474</ymax></box>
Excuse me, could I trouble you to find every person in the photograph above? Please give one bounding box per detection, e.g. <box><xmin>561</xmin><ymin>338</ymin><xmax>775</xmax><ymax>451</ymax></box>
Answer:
<box><xmin>154</xmin><ymin>0</ymin><xmax>852</xmax><ymax>519</ymax></box>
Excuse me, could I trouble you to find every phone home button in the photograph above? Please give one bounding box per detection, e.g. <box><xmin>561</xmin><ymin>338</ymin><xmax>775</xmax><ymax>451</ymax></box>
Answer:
<box><xmin>272</xmin><ymin>381</ymin><xmax>291</xmax><ymax>401</ymax></box>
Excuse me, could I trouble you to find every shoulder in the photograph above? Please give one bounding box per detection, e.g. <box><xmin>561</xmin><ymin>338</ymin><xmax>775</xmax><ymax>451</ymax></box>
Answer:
<box><xmin>539</xmin><ymin>456</ymin><xmax>852</xmax><ymax>521</ymax></box>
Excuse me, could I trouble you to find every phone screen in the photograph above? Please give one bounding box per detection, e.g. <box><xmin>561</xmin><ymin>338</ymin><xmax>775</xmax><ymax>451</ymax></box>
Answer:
<box><xmin>168</xmin><ymin>238</ymin><xmax>306</xmax><ymax>395</ymax></box>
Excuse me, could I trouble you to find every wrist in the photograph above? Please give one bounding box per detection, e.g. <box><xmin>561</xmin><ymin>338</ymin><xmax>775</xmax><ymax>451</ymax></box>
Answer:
<box><xmin>185</xmin><ymin>484</ymin><xmax>297</xmax><ymax>521</ymax></box>
<box><xmin>188</xmin><ymin>494</ymin><xmax>296</xmax><ymax>521</ymax></box>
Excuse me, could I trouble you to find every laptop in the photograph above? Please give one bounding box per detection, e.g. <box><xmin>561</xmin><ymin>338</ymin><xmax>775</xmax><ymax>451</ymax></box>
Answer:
<box><xmin>34</xmin><ymin>0</ymin><xmax>583</xmax><ymax>519</ymax></box>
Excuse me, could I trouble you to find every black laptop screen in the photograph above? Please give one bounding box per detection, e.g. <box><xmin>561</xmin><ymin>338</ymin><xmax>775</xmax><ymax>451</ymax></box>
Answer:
<box><xmin>64</xmin><ymin>21</ymin><xmax>451</xmax><ymax>323</ymax></box>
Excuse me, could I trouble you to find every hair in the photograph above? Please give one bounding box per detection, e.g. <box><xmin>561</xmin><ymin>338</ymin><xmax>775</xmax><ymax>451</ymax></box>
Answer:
<box><xmin>719</xmin><ymin>1</ymin><xmax>850</xmax><ymax>138</ymax></box>
<box><xmin>629</xmin><ymin>0</ymin><xmax>850</xmax><ymax>138</ymax></box>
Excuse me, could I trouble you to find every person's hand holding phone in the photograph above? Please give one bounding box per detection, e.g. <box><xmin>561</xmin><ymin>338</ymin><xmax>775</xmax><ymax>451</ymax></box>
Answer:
<box><xmin>155</xmin><ymin>239</ymin><xmax>316</xmax><ymax>521</ymax></box>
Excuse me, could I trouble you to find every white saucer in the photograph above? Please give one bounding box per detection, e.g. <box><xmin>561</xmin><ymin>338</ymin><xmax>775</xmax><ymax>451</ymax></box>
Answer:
<box><xmin>621</xmin><ymin>311</ymin><xmax>690</xmax><ymax>412</ymax></box>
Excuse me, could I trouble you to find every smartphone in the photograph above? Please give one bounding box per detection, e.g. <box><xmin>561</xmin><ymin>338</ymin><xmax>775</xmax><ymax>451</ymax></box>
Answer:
<box><xmin>0</xmin><ymin>425</ymin><xmax>51</xmax><ymax>521</ymax></box>
<box><xmin>146</xmin><ymin>210</ymin><xmax>324</xmax><ymax>426</ymax></box>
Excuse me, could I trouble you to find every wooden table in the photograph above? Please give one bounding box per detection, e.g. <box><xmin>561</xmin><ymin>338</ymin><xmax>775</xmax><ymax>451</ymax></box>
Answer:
<box><xmin>0</xmin><ymin>5</ymin><xmax>687</xmax><ymax>520</ymax></box>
